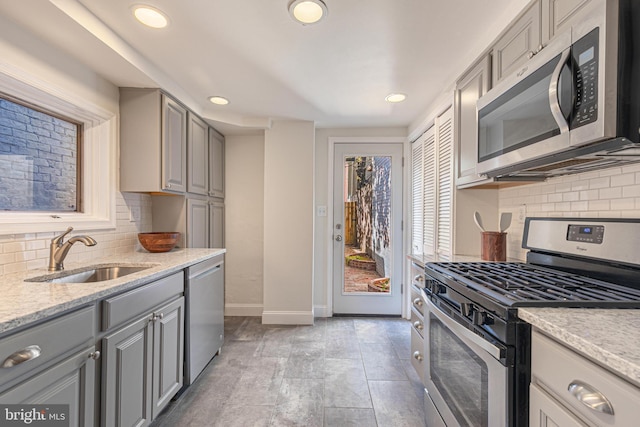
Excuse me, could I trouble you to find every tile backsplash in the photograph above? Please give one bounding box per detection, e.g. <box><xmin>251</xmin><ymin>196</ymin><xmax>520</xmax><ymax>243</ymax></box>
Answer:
<box><xmin>499</xmin><ymin>163</ymin><xmax>640</xmax><ymax>261</ymax></box>
<box><xmin>0</xmin><ymin>192</ymin><xmax>152</xmax><ymax>275</ymax></box>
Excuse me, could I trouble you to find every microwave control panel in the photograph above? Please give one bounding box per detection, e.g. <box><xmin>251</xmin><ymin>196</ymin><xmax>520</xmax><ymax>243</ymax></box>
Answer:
<box><xmin>567</xmin><ymin>224</ymin><xmax>604</xmax><ymax>244</ymax></box>
<box><xmin>571</xmin><ymin>28</ymin><xmax>599</xmax><ymax>129</ymax></box>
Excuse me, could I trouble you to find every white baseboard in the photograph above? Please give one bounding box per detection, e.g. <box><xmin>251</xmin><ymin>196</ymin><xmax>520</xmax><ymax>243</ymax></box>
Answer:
<box><xmin>262</xmin><ymin>310</ymin><xmax>314</xmax><ymax>325</ymax></box>
<box><xmin>224</xmin><ymin>303</ymin><xmax>263</xmax><ymax>317</ymax></box>
<box><xmin>313</xmin><ymin>305</ymin><xmax>332</xmax><ymax>318</ymax></box>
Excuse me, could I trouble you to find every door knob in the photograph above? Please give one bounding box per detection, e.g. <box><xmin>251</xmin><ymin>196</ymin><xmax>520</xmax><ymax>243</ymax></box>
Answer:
<box><xmin>335</xmin><ymin>235</ymin><xmax>342</xmax><ymax>242</ymax></box>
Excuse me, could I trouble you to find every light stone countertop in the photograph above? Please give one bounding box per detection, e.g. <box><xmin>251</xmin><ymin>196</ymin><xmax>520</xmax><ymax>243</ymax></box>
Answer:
<box><xmin>0</xmin><ymin>248</ymin><xmax>225</xmax><ymax>335</ymax></box>
<box><xmin>518</xmin><ymin>307</ymin><xmax>640</xmax><ymax>388</ymax></box>
<box><xmin>407</xmin><ymin>253</ymin><xmax>486</xmax><ymax>267</ymax></box>
<box><xmin>408</xmin><ymin>253</ymin><xmax>522</xmax><ymax>268</ymax></box>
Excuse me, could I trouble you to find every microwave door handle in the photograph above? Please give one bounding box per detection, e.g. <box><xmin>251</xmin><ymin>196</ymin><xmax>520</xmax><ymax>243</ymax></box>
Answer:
<box><xmin>549</xmin><ymin>48</ymin><xmax>571</xmax><ymax>133</ymax></box>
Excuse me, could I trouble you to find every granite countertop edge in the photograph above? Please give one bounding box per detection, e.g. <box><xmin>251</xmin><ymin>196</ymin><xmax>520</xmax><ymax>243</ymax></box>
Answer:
<box><xmin>518</xmin><ymin>307</ymin><xmax>640</xmax><ymax>388</ymax></box>
<box><xmin>0</xmin><ymin>248</ymin><xmax>225</xmax><ymax>335</ymax></box>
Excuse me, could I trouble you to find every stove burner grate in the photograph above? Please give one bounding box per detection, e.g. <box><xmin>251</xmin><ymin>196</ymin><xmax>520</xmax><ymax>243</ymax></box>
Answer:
<box><xmin>427</xmin><ymin>262</ymin><xmax>640</xmax><ymax>306</ymax></box>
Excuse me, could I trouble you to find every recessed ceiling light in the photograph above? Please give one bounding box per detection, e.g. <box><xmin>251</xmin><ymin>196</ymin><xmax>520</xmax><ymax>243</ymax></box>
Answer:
<box><xmin>288</xmin><ymin>0</ymin><xmax>328</xmax><ymax>25</ymax></box>
<box><xmin>132</xmin><ymin>5</ymin><xmax>169</xmax><ymax>29</ymax></box>
<box><xmin>385</xmin><ymin>93</ymin><xmax>407</xmax><ymax>103</ymax></box>
<box><xmin>208</xmin><ymin>96</ymin><xmax>230</xmax><ymax>105</ymax></box>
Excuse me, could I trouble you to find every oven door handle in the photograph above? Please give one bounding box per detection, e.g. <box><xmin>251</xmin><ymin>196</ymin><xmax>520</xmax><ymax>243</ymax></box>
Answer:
<box><xmin>425</xmin><ymin>297</ymin><xmax>504</xmax><ymax>362</ymax></box>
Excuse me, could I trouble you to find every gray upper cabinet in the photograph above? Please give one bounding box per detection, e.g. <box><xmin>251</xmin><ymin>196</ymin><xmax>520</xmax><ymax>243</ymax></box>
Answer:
<box><xmin>187</xmin><ymin>198</ymin><xmax>209</xmax><ymax>248</ymax></box>
<box><xmin>455</xmin><ymin>55</ymin><xmax>492</xmax><ymax>188</ymax></box>
<box><xmin>120</xmin><ymin>88</ymin><xmax>187</xmax><ymax>194</ymax></box>
<box><xmin>541</xmin><ymin>0</ymin><xmax>593</xmax><ymax>43</ymax></box>
<box><xmin>188</xmin><ymin>112</ymin><xmax>209</xmax><ymax>196</ymax></box>
<box><xmin>492</xmin><ymin>1</ymin><xmax>542</xmax><ymax>87</ymax></box>
<box><xmin>209</xmin><ymin>200</ymin><xmax>224</xmax><ymax>248</ymax></box>
<box><xmin>209</xmin><ymin>129</ymin><xmax>225</xmax><ymax>198</ymax></box>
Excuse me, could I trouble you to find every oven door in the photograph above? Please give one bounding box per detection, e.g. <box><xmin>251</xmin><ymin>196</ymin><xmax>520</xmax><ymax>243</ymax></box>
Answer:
<box><xmin>423</xmin><ymin>297</ymin><xmax>508</xmax><ymax>427</ymax></box>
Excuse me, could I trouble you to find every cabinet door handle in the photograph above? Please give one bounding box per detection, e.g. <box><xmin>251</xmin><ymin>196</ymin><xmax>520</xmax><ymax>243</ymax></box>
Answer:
<box><xmin>413</xmin><ymin>351</ymin><xmax>423</xmax><ymax>361</ymax></box>
<box><xmin>568</xmin><ymin>380</ymin><xmax>614</xmax><ymax>415</ymax></box>
<box><xmin>2</xmin><ymin>345</ymin><xmax>42</xmax><ymax>368</ymax></box>
<box><xmin>88</xmin><ymin>351</ymin><xmax>101</xmax><ymax>360</ymax></box>
<box><xmin>413</xmin><ymin>298</ymin><xmax>423</xmax><ymax>307</ymax></box>
<box><xmin>413</xmin><ymin>321</ymin><xmax>423</xmax><ymax>330</ymax></box>
<box><xmin>414</xmin><ymin>275</ymin><xmax>424</xmax><ymax>283</ymax></box>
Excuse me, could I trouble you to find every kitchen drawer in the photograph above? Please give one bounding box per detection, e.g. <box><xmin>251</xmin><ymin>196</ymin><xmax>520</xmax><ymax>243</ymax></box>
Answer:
<box><xmin>102</xmin><ymin>271</ymin><xmax>184</xmax><ymax>331</ymax></box>
<box><xmin>410</xmin><ymin>325</ymin><xmax>425</xmax><ymax>384</ymax></box>
<box><xmin>411</xmin><ymin>307</ymin><xmax>424</xmax><ymax>338</ymax></box>
<box><xmin>411</xmin><ymin>285</ymin><xmax>424</xmax><ymax>316</ymax></box>
<box><xmin>410</xmin><ymin>262</ymin><xmax>425</xmax><ymax>289</ymax></box>
<box><xmin>532</xmin><ymin>331</ymin><xmax>640</xmax><ymax>427</ymax></box>
<box><xmin>0</xmin><ymin>305</ymin><xmax>95</xmax><ymax>389</ymax></box>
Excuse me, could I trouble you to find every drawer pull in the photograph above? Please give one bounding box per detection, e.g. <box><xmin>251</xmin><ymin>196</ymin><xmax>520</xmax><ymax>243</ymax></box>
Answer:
<box><xmin>568</xmin><ymin>380</ymin><xmax>614</xmax><ymax>415</ymax></box>
<box><xmin>413</xmin><ymin>321</ymin><xmax>423</xmax><ymax>330</ymax></box>
<box><xmin>413</xmin><ymin>351</ymin><xmax>423</xmax><ymax>361</ymax></box>
<box><xmin>413</xmin><ymin>298</ymin><xmax>423</xmax><ymax>307</ymax></box>
<box><xmin>2</xmin><ymin>345</ymin><xmax>42</xmax><ymax>368</ymax></box>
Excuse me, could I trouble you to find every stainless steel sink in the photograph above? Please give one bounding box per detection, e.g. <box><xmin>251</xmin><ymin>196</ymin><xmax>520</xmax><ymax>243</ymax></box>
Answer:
<box><xmin>26</xmin><ymin>264</ymin><xmax>154</xmax><ymax>284</ymax></box>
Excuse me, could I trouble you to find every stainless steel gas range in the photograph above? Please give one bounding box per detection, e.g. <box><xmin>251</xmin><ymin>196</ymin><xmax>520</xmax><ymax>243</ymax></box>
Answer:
<box><xmin>421</xmin><ymin>217</ymin><xmax>640</xmax><ymax>427</ymax></box>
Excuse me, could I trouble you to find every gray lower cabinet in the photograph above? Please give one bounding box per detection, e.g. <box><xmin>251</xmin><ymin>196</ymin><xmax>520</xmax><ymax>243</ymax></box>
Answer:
<box><xmin>102</xmin><ymin>296</ymin><xmax>184</xmax><ymax>427</ymax></box>
<box><xmin>0</xmin><ymin>346</ymin><xmax>97</xmax><ymax>427</ymax></box>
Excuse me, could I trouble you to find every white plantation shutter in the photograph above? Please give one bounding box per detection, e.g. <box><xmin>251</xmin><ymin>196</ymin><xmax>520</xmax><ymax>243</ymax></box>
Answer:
<box><xmin>436</xmin><ymin>108</ymin><xmax>453</xmax><ymax>257</ymax></box>
<box><xmin>411</xmin><ymin>139</ymin><xmax>424</xmax><ymax>254</ymax></box>
<box><xmin>422</xmin><ymin>127</ymin><xmax>437</xmax><ymax>255</ymax></box>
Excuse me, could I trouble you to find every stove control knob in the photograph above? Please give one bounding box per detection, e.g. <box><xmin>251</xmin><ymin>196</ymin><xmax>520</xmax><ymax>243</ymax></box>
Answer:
<box><xmin>472</xmin><ymin>310</ymin><xmax>494</xmax><ymax>326</ymax></box>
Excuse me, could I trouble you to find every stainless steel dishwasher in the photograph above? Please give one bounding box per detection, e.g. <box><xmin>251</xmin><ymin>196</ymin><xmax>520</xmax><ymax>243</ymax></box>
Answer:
<box><xmin>184</xmin><ymin>254</ymin><xmax>224</xmax><ymax>385</ymax></box>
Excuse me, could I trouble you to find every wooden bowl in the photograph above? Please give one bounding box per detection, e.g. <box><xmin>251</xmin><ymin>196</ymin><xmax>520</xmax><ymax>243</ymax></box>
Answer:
<box><xmin>138</xmin><ymin>232</ymin><xmax>180</xmax><ymax>253</ymax></box>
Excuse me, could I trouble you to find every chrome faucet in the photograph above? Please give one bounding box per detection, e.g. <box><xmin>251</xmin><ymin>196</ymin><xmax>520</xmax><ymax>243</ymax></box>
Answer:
<box><xmin>48</xmin><ymin>227</ymin><xmax>97</xmax><ymax>271</ymax></box>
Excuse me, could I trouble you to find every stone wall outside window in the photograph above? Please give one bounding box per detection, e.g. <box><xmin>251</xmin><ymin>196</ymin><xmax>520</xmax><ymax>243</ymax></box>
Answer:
<box><xmin>0</xmin><ymin>97</ymin><xmax>78</xmax><ymax>212</ymax></box>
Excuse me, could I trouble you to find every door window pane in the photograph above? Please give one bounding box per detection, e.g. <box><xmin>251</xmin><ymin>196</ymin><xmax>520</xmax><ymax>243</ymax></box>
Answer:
<box><xmin>0</xmin><ymin>95</ymin><xmax>80</xmax><ymax>212</ymax></box>
<box><xmin>343</xmin><ymin>156</ymin><xmax>392</xmax><ymax>293</ymax></box>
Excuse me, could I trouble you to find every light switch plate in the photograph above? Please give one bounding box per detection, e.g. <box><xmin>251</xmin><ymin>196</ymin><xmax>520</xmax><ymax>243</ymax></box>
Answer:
<box><xmin>316</xmin><ymin>205</ymin><xmax>327</xmax><ymax>217</ymax></box>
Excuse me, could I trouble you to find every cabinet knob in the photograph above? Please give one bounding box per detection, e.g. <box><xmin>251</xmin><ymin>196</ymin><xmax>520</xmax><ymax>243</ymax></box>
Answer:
<box><xmin>167</xmin><ymin>183</ymin><xmax>172</xmax><ymax>189</ymax></box>
<box><xmin>413</xmin><ymin>298</ymin><xmax>423</xmax><ymax>307</ymax></box>
<box><xmin>1</xmin><ymin>345</ymin><xmax>42</xmax><ymax>368</ymax></box>
<box><xmin>151</xmin><ymin>312</ymin><xmax>165</xmax><ymax>322</ymax></box>
<box><xmin>413</xmin><ymin>321</ymin><xmax>423</xmax><ymax>330</ymax></box>
<box><xmin>413</xmin><ymin>351</ymin><xmax>423</xmax><ymax>361</ymax></box>
<box><xmin>88</xmin><ymin>351</ymin><xmax>101</xmax><ymax>360</ymax></box>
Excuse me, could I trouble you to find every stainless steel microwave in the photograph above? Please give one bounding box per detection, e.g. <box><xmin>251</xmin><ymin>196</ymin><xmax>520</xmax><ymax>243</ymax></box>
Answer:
<box><xmin>476</xmin><ymin>0</ymin><xmax>640</xmax><ymax>179</ymax></box>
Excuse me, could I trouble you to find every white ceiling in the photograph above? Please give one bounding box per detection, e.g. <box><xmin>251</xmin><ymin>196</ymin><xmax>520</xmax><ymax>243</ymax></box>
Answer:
<box><xmin>0</xmin><ymin>0</ymin><xmax>530</xmax><ymax>134</ymax></box>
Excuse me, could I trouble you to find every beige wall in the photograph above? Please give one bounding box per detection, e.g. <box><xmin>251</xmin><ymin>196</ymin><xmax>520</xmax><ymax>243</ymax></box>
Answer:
<box><xmin>224</xmin><ymin>134</ymin><xmax>265</xmax><ymax>316</ymax></box>
<box><xmin>313</xmin><ymin>127</ymin><xmax>408</xmax><ymax>315</ymax></box>
<box><xmin>0</xmin><ymin>15</ymin><xmax>151</xmax><ymax>274</ymax></box>
<box><xmin>499</xmin><ymin>164</ymin><xmax>640</xmax><ymax>261</ymax></box>
<box><xmin>263</xmin><ymin>121</ymin><xmax>315</xmax><ymax>324</ymax></box>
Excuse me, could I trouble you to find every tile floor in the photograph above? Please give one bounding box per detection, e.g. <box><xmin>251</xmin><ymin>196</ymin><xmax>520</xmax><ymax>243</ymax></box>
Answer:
<box><xmin>152</xmin><ymin>316</ymin><xmax>426</xmax><ymax>427</ymax></box>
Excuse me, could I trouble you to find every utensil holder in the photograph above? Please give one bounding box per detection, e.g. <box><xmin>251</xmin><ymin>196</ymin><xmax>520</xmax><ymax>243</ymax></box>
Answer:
<box><xmin>481</xmin><ymin>232</ymin><xmax>507</xmax><ymax>261</ymax></box>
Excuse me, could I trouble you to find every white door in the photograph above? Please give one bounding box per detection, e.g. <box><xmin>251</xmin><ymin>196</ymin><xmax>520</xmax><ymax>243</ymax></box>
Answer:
<box><xmin>332</xmin><ymin>143</ymin><xmax>403</xmax><ymax>315</ymax></box>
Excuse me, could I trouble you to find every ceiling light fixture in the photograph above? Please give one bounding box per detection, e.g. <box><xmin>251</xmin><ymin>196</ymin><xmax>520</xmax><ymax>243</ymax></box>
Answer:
<box><xmin>385</xmin><ymin>93</ymin><xmax>407</xmax><ymax>103</ymax></box>
<box><xmin>132</xmin><ymin>5</ymin><xmax>169</xmax><ymax>29</ymax></box>
<box><xmin>288</xmin><ymin>0</ymin><xmax>328</xmax><ymax>25</ymax></box>
<box><xmin>208</xmin><ymin>96</ymin><xmax>230</xmax><ymax>105</ymax></box>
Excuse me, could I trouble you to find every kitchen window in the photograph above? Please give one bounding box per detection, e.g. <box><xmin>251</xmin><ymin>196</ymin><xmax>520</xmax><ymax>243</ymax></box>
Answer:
<box><xmin>0</xmin><ymin>67</ymin><xmax>116</xmax><ymax>234</ymax></box>
<box><xmin>0</xmin><ymin>94</ymin><xmax>82</xmax><ymax>212</ymax></box>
